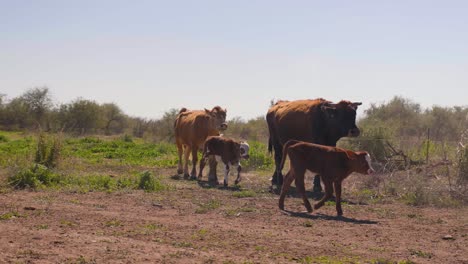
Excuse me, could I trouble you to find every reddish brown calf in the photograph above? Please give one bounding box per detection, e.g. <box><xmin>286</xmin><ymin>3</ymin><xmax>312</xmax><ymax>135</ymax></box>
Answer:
<box><xmin>278</xmin><ymin>140</ymin><xmax>374</xmax><ymax>216</ymax></box>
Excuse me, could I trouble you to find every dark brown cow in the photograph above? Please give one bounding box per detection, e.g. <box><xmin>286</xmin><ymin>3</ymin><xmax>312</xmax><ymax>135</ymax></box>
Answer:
<box><xmin>278</xmin><ymin>140</ymin><xmax>374</xmax><ymax>216</ymax></box>
<box><xmin>198</xmin><ymin>136</ymin><xmax>250</xmax><ymax>186</ymax></box>
<box><xmin>266</xmin><ymin>98</ymin><xmax>362</xmax><ymax>191</ymax></box>
<box><xmin>174</xmin><ymin>106</ymin><xmax>227</xmax><ymax>180</ymax></box>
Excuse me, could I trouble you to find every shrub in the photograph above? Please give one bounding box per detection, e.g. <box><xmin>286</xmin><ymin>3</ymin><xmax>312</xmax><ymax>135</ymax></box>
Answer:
<box><xmin>0</xmin><ymin>135</ymin><xmax>8</xmax><ymax>142</ymax></box>
<box><xmin>138</xmin><ymin>171</ymin><xmax>165</xmax><ymax>192</ymax></box>
<box><xmin>35</xmin><ymin>133</ymin><xmax>62</xmax><ymax>169</ymax></box>
<box><xmin>8</xmin><ymin>164</ymin><xmax>60</xmax><ymax>189</ymax></box>
<box><xmin>458</xmin><ymin>147</ymin><xmax>468</xmax><ymax>184</ymax></box>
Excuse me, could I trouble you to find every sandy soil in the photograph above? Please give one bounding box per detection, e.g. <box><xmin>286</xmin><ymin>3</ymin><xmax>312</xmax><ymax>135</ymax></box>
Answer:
<box><xmin>0</xmin><ymin>171</ymin><xmax>466</xmax><ymax>264</ymax></box>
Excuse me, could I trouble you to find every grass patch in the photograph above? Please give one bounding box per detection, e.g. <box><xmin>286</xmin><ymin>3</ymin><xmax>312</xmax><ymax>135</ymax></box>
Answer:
<box><xmin>409</xmin><ymin>249</ymin><xmax>433</xmax><ymax>258</ymax></box>
<box><xmin>0</xmin><ymin>210</ymin><xmax>22</xmax><ymax>220</ymax></box>
<box><xmin>232</xmin><ymin>189</ymin><xmax>256</xmax><ymax>198</ymax></box>
<box><xmin>105</xmin><ymin>219</ymin><xmax>122</xmax><ymax>227</ymax></box>
<box><xmin>300</xmin><ymin>255</ymin><xmax>361</xmax><ymax>264</ymax></box>
<box><xmin>195</xmin><ymin>199</ymin><xmax>222</xmax><ymax>214</ymax></box>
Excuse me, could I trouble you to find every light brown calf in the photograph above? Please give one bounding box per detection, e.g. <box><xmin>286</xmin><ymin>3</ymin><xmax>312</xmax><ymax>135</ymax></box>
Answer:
<box><xmin>278</xmin><ymin>140</ymin><xmax>374</xmax><ymax>216</ymax></box>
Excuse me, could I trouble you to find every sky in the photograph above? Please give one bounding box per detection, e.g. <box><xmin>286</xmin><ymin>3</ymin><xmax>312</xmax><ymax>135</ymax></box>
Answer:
<box><xmin>1</xmin><ymin>0</ymin><xmax>467</xmax><ymax>120</ymax></box>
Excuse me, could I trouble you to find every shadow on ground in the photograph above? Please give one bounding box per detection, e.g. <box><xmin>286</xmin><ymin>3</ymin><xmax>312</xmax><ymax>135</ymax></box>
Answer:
<box><xmin>280</xmin><ymin>210</ymin><xmax>379</xmax><ymax>224</ymax></box>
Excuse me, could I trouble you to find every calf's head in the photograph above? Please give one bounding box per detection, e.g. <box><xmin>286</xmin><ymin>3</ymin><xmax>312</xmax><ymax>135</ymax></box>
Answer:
<box><xmin>239</xmin><ymin>141</ymin><xmax>250</xmax><ymax>159</ymax></box>
<box><xmin>354</xmin><ymin>151</ymin><xmax>375</xmax><ymax>175</ymax></box>
<box><xmin>206</xmin><ymin>106</ymin><xmax>228</xmax><ymax>131</ymax></box>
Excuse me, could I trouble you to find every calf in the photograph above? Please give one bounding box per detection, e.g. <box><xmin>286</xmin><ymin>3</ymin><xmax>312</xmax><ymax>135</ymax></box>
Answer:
<box><xmin>198</xmin><ymin>136</ymin><xmax>250</xmax><ymax>187</ymax></box>
<box><xmin>278</xmin><ymin>140</ymin><xmax>374</xmax><ymax>216</ymax></box>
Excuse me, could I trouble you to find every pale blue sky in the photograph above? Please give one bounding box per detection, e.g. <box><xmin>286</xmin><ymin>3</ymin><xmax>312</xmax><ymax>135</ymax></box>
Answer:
<box><xmin>1</xmin><ymin>0</ymin><xmax>467</xmax><ymax>120</ymax></box>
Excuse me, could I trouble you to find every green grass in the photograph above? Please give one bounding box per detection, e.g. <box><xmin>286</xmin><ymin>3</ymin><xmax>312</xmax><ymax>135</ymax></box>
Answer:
<box><xmin>195</xmin><ymin>199</ymin><xmax>222</xmax><ymax>214</ymax></box>
<box><xmin>232</xmin><ymin>189</ymin><xmax>256</xmax><ymax>198</ymax></box>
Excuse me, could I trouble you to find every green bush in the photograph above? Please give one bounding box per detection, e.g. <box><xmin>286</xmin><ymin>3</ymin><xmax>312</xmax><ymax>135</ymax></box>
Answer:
<box><xmin>138</xmin><ymin>171</ymin><xmax>165</xmax><ymax>192</ymax></box>
<box><xmin>8</xmin><ymin>164</ymin><xmax>60</xmax><ymax>189</ymax></box>
<box><xmin>35</xmin><ymin>133</ymin><xmax>62</xmax><ymax>169</ymax></box>
<box><xmin>458</xmin><ymin>147</ymin><xmax>468</xmax><ymax>184</ymax></box>
<box><xmin>0</xmin><ymin>135</ymin><xmax>8</xmax><ymax>142</ymax></box>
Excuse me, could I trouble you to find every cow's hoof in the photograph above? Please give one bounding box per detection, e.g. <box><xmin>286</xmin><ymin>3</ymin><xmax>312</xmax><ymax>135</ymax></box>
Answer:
<box><xmin>189</xmin><ymin>175</ymin><xmax>197</xmax><ymax>180</ymax></box>
<box><xmin>223</xmin><ymin>181</ymin><xmax>228</xmax><ymax>187</ymax></box>
<box><xmin>183</xmin><ymin>173</ymin><xmax>190</xmax><ymax>179</ymax></box>
<box><xmin>234</xmin><ymin>180</ymin><xmax>240</xmax><ymax>185</ymax></box>
<box><xmin>177</xmin><ymin>169</ymin><xmax>183</xmax><ymax>175</ymax></box>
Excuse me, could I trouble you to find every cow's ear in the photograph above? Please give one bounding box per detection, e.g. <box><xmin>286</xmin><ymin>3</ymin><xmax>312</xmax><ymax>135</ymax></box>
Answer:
<box><xmin>350</xmin><ymin>102</ymin><xmax>362</xmax><ymax>110</ymax></box>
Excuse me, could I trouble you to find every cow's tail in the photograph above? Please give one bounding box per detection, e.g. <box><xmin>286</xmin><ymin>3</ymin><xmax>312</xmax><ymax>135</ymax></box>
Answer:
<box><xmin>279</xmin><ymin>139</ymin><xmax>300</xmax><ymax>173</ymax></box>
<box><xmin>174</xmin><ymin>107</ymin><xmax>189</xmax><ymax>129</ymax></box>
<box><xmin>268</xmin><ymin>136</ymin><xmax>273</xmax><ymax>154</ymax></box>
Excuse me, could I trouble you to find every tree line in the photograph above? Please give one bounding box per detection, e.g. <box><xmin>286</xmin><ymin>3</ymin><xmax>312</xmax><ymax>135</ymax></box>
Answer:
<box><xmin>1</xmin><ymin>88</ymin><xmax>467</xmax><ymax>144</ymax></box>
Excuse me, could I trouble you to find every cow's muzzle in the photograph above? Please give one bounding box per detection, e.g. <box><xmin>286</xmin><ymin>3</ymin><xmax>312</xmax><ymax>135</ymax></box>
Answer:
<box><xmin>219</xmin><ymin>123</ymin><xmax>228</xmax><ymax>131</ymax></box>
<box><xmin>242</xmin><ymin>154</ymin><xmax>250</xmax><ymax>159</ymax></box>
<box><xmin>367</xmin><ymin>168</ymin><xmax>375</xmax><ymax>175</ymax></box>
<box><xmin>347</xmin><ymin>128</ymin><xmax>360</xmax><ymax>137</ymax></box>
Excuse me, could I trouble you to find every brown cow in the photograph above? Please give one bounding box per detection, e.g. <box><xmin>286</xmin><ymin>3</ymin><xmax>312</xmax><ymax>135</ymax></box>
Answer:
<box><xmin>278</xmin><ymin>140</ymin><xmax>374</xmax><ymax>216</ymax></box>
<box><xmin>174</xmin><ymin>106</ymin><xmax>227</xmax><ymax>180</ymax></box>
<box><xmin>198</xmin><ymin>136</ymin><xmax>250</xmax><ymax>186</ymax></box>
<box><xmin>267</xmin><ymin>98</ymin><xmax>362</xmax><ymax>192</ymax></box>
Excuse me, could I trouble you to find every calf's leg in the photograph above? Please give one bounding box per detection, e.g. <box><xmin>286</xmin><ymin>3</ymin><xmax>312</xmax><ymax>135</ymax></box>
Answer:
<box><xmin>295</xmin><ymin>169</ymin><xmax>312</xmax><ymax>213</ymax></box>
<box><xmin>334</xmin><ymin>181</ymin><xmax>343</xmax><ymax>216</ymax></box>
<box><xmin>234</xmin><ymin>164</ymin><xmax>241</xmax><ymax>185</ymax></box>
<box><xmin>278</xmin><ymin>170</ymin><xmax>295</xmax><ymax>211</ymax></box>
<box><xmin>223</xmin><ymin>164</ymin><xmax>230</xmax><ymax>187</ymax></box>
<box><xmin>314</xmin><ymin>178</ymin><xmax>333</xmax><ymax>211</ymax></box>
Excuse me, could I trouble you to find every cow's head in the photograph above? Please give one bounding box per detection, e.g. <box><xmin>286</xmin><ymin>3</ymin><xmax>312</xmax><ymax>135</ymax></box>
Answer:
<box><xmin>239</xmin><ymin>141</ymin><xmax>250</xmax><ymax>159</ymax></box>
<box><xmin>205</xmin><ymin>106</ymin><xmax>228</xmax><ymax>131</ymax></box>
<box><xmin>355</xmin><ymin>151</ymin><xmax>375</xmax><ymax>175</ymax></box>
<box><xmin>321</xmin><ymin>100</ymin><xmax>361</xmax><ymax>138</ymax></box>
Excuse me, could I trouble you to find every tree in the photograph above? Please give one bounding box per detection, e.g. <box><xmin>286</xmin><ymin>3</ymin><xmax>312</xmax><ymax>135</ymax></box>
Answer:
<box><xmin>101</xmin><ymin>103</ymin><xmax>126</xmax><ymax>135</ymax></box>
<box><xmin>20</xmin><ymin>87</ymin><xmax>53</xmax><ymax>129</ymax></box>
<box><xmin>58</xmin><ymin>98</ymin><xmax>102</xmax><ymax>134</ymax></box>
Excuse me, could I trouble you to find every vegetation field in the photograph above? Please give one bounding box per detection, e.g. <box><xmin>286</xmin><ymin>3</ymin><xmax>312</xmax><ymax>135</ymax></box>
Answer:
<box><xmin>0</xmin><ymin>131</ymin><xmax>466</xmax><ymax>264</ymax></box>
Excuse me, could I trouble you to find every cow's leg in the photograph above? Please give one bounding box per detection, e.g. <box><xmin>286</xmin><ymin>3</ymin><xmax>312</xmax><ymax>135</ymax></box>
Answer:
<box><xmin>198</xmin><ymin>155</ymin><xmax>207</xmax><ymax>180</ymax></box>
<box><xmin>313</xmin><ymin>175</ymin><xmax>323</xmax><ymax>193</ymax></box>
<box><xmin>234</xmin><ymin>163</ymin><xmax>242</xmax><ymax>185</ymax></box>
<box><xmin>271</xmin><ymin>142</ymin><xmax>283</xmax><ymax>186</ymax></box>
<box><xmin>295</xmin><ymin>168</ymin><xmax>312</xmax><ymax>213</ymax></box>
<box><xmin>176</xmin><ymin>141</ymin><xmax>184</xmax><ymax>175</ymax></box>
<box><xmin>190</xmin><ymin>147</ymin><xmax>198</xmax><ymax>179</ymax></box>
<box><xmin>223</xmin><ymin>163</ymin><xmax>230</xmax><ymax>187</ymax></box>
<box><xmin>278</xmin><ymin>170</ymin><xmax>295</xmax><ymax>211</ymax></box>
<box><xmin>334</xmin><ymin>181</ymin><xmax>343</xmax><ymax>216</ymax></box>
<box><xmin>314</xmin><ymin>178</ymin><xmax>333</xmax><ymax>211</ymax></box>
<box><xmin>183</xmin><ymin>146</ymin><xmax>191</xmax><ymax>178</ymax></box>
<box><xmin>207</xmin><ymin>156</ymin><xmax>218</xmax><ymax>184</ymax></box>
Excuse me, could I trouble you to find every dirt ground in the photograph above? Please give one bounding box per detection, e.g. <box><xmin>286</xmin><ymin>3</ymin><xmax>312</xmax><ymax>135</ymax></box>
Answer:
<box><xmin>0</xmin><ymin>171</ymin><xmax>467</xmax><ymax>264</ymax></box>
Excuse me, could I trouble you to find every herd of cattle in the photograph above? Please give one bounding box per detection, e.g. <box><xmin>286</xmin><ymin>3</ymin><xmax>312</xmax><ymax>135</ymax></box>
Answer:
<box><xmin>173</xmin><ymin>98</ymin><xmax>374</xmax><ymax>216</ymax></box>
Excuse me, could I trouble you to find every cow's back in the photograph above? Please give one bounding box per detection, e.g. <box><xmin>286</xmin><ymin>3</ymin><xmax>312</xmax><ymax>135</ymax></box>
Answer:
<box><xmin>175</xmin><ymin>110</ymin><xmax>219</xmax><ymax>148</ymax></box>
<box><xmin>267</xmin><ymin>99</ymin><xmax>327</xmax><ymax>145</ymax></box>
